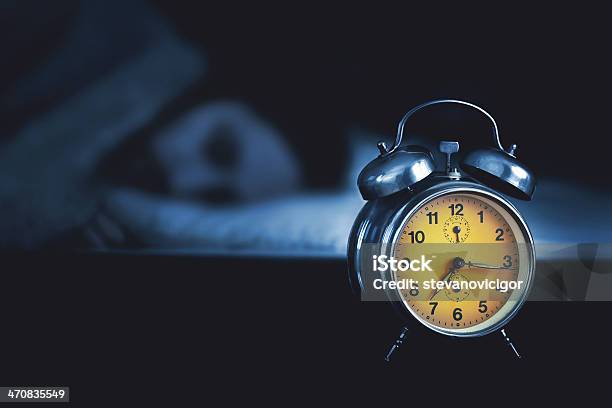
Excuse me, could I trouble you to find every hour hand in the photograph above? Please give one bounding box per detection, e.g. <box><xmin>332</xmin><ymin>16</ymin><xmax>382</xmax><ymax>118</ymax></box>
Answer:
<box><xmin>429</xmin><ymin>270</ymin><xmax>454</xmax><ymax>300</ymax></box>
<box><xmin>429</xmin><ymin>257</ymin><xmax>465</xmax><ymax>300</ymax></box>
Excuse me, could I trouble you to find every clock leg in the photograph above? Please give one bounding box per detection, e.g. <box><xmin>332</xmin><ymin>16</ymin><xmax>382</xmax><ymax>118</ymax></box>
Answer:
<box><xmin>501</xmin><ymin>328</ymin><xmax>522</xmax><ymax>359</ymax></box>
<box><xmin>384</xmin><ymin>326</ymin><xmax>409</xmax><ymax>362</ymax></box>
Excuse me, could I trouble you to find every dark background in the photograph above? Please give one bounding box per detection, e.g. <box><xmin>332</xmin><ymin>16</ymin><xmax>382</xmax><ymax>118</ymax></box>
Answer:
<box><xmin>1</xmin><ymin>253</ymin><xmax>605</xmax><ymax>404</ymax></box>
<box><xmin>0</xmin><ymin>1</ymin><xmax>609</xmax><ymax>402</ymax></box>
<box><xmin>151</xmin><ymin>2</ymin><xmax>610</xmax><ymax>188</ymax></box>
<box><xmin>2</xmin><ymin>1</ymin><xmax>610</xmax><ymax>188</ymax></box>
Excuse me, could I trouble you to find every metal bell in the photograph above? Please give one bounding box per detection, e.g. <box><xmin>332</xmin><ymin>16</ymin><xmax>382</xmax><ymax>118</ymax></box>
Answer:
<box><xmin>359</xmin><ymin>99</ymin><xmax>537</xmax><ymax>201</ymax></box>
<box><xmin>461</xmin><ymin>145</ymin><xmax>536</xmax><ymax>200</ymax></box>
<box><xmin>358</xmin><ymin>143</ymin><xmax>435</xmax><ymax>200</ymax></box>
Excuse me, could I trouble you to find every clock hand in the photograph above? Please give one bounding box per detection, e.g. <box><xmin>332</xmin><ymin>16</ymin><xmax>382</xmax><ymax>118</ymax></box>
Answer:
<box><xmin>452</xmin><ymin>225</ymin><xmax>461</xmax><ymax>243</ymax></box>
<box><xmin>429</xmin><ymin>269</ymin><xmax>454</xmax><ymax>300</ymax></box>
<box><xmin>429</xmin><ymin>257</ymin><xmax>465</xmax><ymax>300</ymax></box>
<box><xmin>466</xmin><ymin>261</ymin><xmax>516</xmax><ymax>270</ymax></box>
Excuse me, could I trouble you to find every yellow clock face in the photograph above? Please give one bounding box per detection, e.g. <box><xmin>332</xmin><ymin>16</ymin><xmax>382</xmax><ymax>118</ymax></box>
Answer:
<box><xmin>391</xmin><ymin>191</ymin><xmax>533</xmax><ymax>335</ymax></box>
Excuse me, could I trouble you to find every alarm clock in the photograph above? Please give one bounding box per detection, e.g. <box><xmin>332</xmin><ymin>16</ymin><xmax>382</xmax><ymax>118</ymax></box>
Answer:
<box><xmin>347</xmin><ymin>100</ymin><xmax>536</xmax><ymax>356</ymax></box>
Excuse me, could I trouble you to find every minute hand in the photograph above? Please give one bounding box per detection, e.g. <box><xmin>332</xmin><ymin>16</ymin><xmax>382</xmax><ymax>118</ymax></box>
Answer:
<box><xmin>466</xmin><ymin>261</ymin><xmax>516</xmax><ymax>270</ymax></box>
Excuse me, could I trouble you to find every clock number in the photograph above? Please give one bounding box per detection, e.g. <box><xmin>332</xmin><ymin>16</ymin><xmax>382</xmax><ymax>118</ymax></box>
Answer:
<box><xmin>452</xmin><ymin>308</ymin><xmax>463</xmax><ymax>321</ymax></box>
<box><xmin>478</xmin><ymin>300</ymin><xmax>488</xmax><ymax>313</ymax></box>
<box><xmin>409</xmin><ymin>285</ymin><xmax>419</xmax><ymax>296</ymax></box>
<box><xmin>495</xmin><ymin>228</ymin><xmax>504</xmax><ymax>241</ymax></box>
<box><xmin>408</xmin><ymin>230</ymin><xmax>425</xmax><ymax>243</ymax></box>
<box><xmin>449</xmin><ymin>203</ymin><xmax>464</xmax><ymax>216</ymax></box>
<box><xmin>429</xmin><ymin>301</ymin><xmax>438</xmax><ymax>315</ymax></box>
<box><xmin>426</xmin><ymin>211</ymin><xmax>438</xmax><ymax>224</ymax></box>
<box><xmin>503</xmin><ymin>255</ymin><xmax>512</xmax><ymax>268</ymax></box>
<box><xmin>477</xmin><ymin>210</ymin><xmax>484</xmax><ymax>223</ymax></box>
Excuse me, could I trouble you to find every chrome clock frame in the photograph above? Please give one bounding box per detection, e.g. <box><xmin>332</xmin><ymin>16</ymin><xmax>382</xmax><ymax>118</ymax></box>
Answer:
<box><xmin>348</xmin><ymin>178</ymin><xmax>536</xmax><ymax>338</ymax></box>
